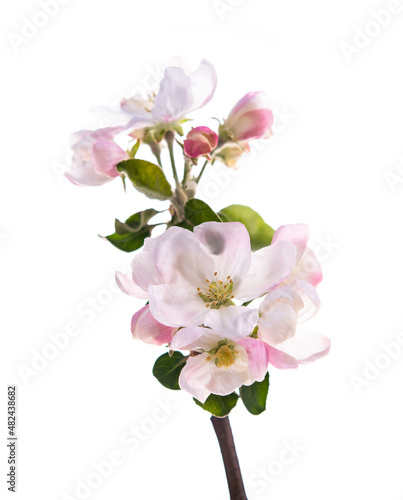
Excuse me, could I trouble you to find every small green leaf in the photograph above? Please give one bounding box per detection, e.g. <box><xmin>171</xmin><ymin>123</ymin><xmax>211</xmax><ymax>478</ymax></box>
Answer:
<box><xmin>105</xmin><ymin>226</ymin><xmax>151</xmax><ymax>252</ymax></box>
<box><xmin>128</xmin><ymin>140</ymin><xmax>140</xmax><ymax>159</ymax></box>
<box><xmin>104</xmin><ymin>209</ymin><xmax>159</xmax><ymax>252</ymax></box>
<box><xmin>184</xmin><ymin>199</ymin><xmax>221</xmax><ymax>227</ymax></box>
<box><xmin>117</xmin><ymin>159</ymin><xmax>173</xmax><ymax>200</ymax></box>
<box><xmin>240</xmin><ymin>372</ymin><xmax>269</xmax><ymax>415</ymax></box>
<box><xmin>152</xmin><ymin>352</ymin><xmax>187</xmax><ymax>391</ymax></box>
<box><xmin>218</xmin><ymin>205</ymin><xmax>275</xmax><ymax>251</ymax></box>
<box><xmin>194</xmin><ymin>393</ymin><xmax>239</xmax><ymax>417</ymax></box>
<box><xmin>115</xmin><ymin>209</ymin><xmax>159</xmax><ymax>234</ymax></box>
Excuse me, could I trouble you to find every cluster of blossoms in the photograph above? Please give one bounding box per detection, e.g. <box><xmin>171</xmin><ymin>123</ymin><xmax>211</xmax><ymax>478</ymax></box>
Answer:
<box><xmin>117</xmin><ymin>222</ymin><xmax>329</xmax><ymax>403</ymax></box>
<box><xmin>65</xmin><ymin>59</ymin><xmax>274</xmax><ymax>188</ymax></box>
<box><xmin>65</xmin><ymin>58</ymin><xmax>330</xmax><ymax>410</ymax></box>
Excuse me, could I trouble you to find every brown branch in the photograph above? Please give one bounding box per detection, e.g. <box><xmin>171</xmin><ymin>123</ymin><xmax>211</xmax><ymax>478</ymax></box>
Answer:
<box><xmin>211</xmin><ymin>416</ymin><xmax>248</xmax><ymax>500</ymax></box>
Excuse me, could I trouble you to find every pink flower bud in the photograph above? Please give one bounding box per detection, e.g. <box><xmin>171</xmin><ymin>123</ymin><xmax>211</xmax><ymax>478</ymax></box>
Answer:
<box><xmin>183</xmin><ymin>126</ymin><xmax>218</xmax><ymax>158</ymax></box>
<box><xmin>222</xmin><ymin>91</ymin><xmax>273</xmax><ymax>142</ymax></box>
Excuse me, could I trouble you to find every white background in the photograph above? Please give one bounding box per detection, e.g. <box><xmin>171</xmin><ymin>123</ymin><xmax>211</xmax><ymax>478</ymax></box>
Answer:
<box><xmin>2</xmin><ymin>0</ymin><xmax>403</xmax><ymax>499</ymax></box>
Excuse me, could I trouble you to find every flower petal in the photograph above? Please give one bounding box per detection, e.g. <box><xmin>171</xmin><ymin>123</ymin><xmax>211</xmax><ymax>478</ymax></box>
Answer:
<box><xmin>269</xmin><ymin>330</ymin><xmax>331</xmax><ymax>368</ymax></box>
<box><xmin>131</xmin><ymin>239</ymin><xmax>161</xmax><ymax>293</ymax></box>
<box><xmin>292</xmin><ymin>247</ymin><xmax>323</xmax><ymax>287</ymax></box>
<box><xmin>204</xmin><ymin>306</ymin><xmax>258</xmax><ymax>340</ymax></box>
<box><xmin>152</xmin><ymin>227</ymin><xmax>215</xmax><ymax>289</ymax></box>
<box><xmin>290</xmin><ymin>279</ymin><xmax>321</xmax><ymax>322</ymax></box>
<box><xmin>170</xmin><ymin>326</ymin><xmax>220</xmax><ymax>351</ymax></box>
<box><xmin>187</xmin><ymin>59</ymin><xmax>217</xmax><ymax>112</ymax></box>
<box><xmin>152</xmin><ymin>66</ymin><xmax>193</xmax><ymax>123</ymax></box>
<box><xmin>131</xmin><ymin>305</ymin><xmax>175</xmax><ymax>345</ymax></box>
<box><xmin>272</xmin><ymin>224</ymin><xmax>309</xmax><ymax>262</ymax></box>
<box><xmin>238</xmin><ymin>337</ymin><xmax>269</xmax><ymax>381</ymax></box>
<box><xmin>115</xmin><ymin>271</ymin><xmax>148</xmax><ymax>299</ymax></box>
<box><xmin>91</xmin><ymin>138</ymin><xmax>128</xmax><ymax>177</ymax></box>
<box><xmin>149</xmin><ymin>284</ymin><xmax>206</xmax><ymax>327</ymax></box>
<box><xmin>179</xmin><ymin>354</ymin><xmax>213</xmax><ymax>403</ymax></box>
<box><xmin>235</xmin><ymin>240</ymin><xmax>297</xmax><ymax>302</ymax></box>
<box><xmin>194</xmin><ymin>222</ymin><xmax>251</xmax><ymax>282</ymax></box>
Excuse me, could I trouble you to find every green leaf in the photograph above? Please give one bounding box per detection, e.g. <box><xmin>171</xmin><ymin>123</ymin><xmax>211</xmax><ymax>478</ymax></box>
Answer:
<box><xmin>105</xmin><ymin>226</ymin><xmax>151</xmax><ymax>252</ymax></box>
<box><xmin>218</xmin><ymin>205</ymin><xmax>275</xmax><ymax>251</ymax></box>
<box><xmin>115</xmin><ymin>209</ymin><xmax>159</xmax><ymax>234</ymax></box>
<box><xmin>117</xmin><ymin>159</ymin><xmax>173</xmax><ymax>200</ymax></box>
<box><xmin>194</xmin><ymin>392</ymin><xmax>239</xmax><ymax>417</ymax></box>
<box><xmin>152</xmin><ymin>352</ymin><xmax>187</xmax><ymax>391</ymax></box>
<box><xmin>128</xmin><ymin>140</ymin><xmax>140</xmax><ymax>159</ymax></box>
<box><xmin>184</xmin><ymin>199</ymin><xmax>221</xmax><ymax>227</ymax></box>
<box><xmin>240</xmin><ymin>372</ymin><xmax>269</xmax><ymax>415</ymax></box>
<box><xmin>104</xmin><ymin>209</ymin><xmax>159</xmax><ymax>252</ymax></box>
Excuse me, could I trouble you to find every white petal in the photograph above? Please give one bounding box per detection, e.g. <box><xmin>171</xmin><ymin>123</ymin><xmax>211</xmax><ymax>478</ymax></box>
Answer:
<box><xmin>149</xmin><ymin>284</ymin><xmax>207</xmax><ymax>328</ymax></box>
<box><xmin>152</xmin><ymin>66</ymin><xmax>193</xmax><ymax>123</ymax></box>
<box><xmin>170</xmin><ymin>326</ymin><xmax>220</xmax><ymax>351</ymax></box>
<box><xmin>204</xmin><ymin>306</ymin><xmax>258</xmax><ymax>340</ymax></box>
<box><xmin>152</xmin><ymin>227</ymin><xmax>215</xmax><ymax>290</ymax></box>
<box><xmin>258</xmin><ymin>301</ymin><xmax>298</xmax><ymax>346</ymax></box>
<box><xmin>115</xmin><ymin>271</ymin><xmax>148</xmax><ymax>299</ymax></box>
<box><xmin>179</xmin><ymin>354</ymin><xmax>213</xmax><ymax>403</ymax></box>
<box><xmin>272</xmin><ymin>330</ymin><xmax>331</xmax><ymax>365</ymax></box>
<box><xmin>235</xmin><ymin>241</ymin><xmax>297</xmax><ymax>302</ymax></box>
<box><xmin>194</xmin><ymin>222</ymin><xmax>251</xmax><ymax>282</ymax></box>
<box><xmin>187</xmin><ymin>59</ymin><xmax>217</xmax><ymax>113</ymax></box>
<box><xmin>290</xmin><ymin>279</ymin><xmax>321</xmax><ymax>322</ymax></box>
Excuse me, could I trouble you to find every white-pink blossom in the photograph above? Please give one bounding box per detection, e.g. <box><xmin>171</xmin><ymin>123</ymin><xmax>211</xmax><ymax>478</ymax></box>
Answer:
<box><xmin>116</xmin><ymin>221</ymin><xmax>297</xmax><ymax>332</ymax></box>
<box><xmin>121</xmin><ymin>59</ymin><xmax>217</xmax><ymax>139</ymax></box>
<box><xmin>65</xmin><ymin>127</ymin><xmax>128</xmax><ymax>187</ymax></box>
<box><xmin>221</xmin><ymin>91</ymin><xmax>273</xmax><ymax>142</ymax></box>
<box><xmin>272</xmin><ymin>223</ymin><xmax>323</xmax><ymax>287</ymax></box>
<box><xmin>170</xmin><ymin>319</ymin><xmax>269</xmax><ymax>403</ymax></box>
<box><xmin>258</xmin><ymin>283</ymin><xmax>330</xmax><ymax>368</ymax></box>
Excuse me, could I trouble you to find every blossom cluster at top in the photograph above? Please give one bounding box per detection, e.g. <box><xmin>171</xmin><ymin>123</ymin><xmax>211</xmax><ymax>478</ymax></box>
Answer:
<box><xmin>117</xmin><ymin>221</ymin><xmax>329</xmax><ymax>404</ymax></box>
<box><xmin>65</xmin><ymin>59</ymin><xmax>273</xmax><ymax>188</ymax></box>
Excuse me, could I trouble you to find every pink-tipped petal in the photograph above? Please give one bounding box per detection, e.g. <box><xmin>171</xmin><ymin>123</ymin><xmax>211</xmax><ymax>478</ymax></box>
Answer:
<box><xmin>269</xmin><ymin>331</ymin><xmax>331</xmax><ymax>368</ymax></box>
<box><xmin>272</xmin><ymin>224</ymin><xmax>310</xmax><ymax>262</ymax></box>
<box><xmin>92</xmin><ymin>138</ymin><xmax>128</xmax><ymax>177</ymax></box>
<box><xmin>131</xmin><ymin>305</ymin><xmax>175</xmax><ymax>345</ymax></box>
<box><xmin>238</xmin><ymin>337</ymin><xmax>269</xmax><ymax>381</ymax></box>
<box><xmin>293</xmin><ymin>248</ymin><xmax>323</xmax><ymax>287</ymax></box>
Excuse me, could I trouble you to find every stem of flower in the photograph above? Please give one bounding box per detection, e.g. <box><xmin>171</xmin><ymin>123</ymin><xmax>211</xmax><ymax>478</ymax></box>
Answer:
<box><xmin>211</xmin><ymin>416</ymin><xmax>248</xmax><ymax>500</ymax></box>
<box><xmin>196</xmin><ymin>159</ymin><xmax>209</xmax><ymax>183</ymax></box>
<box><xmin>165</xmin><ymin>130</ymin><xmax>180</xmax><ymax>186</ymax></box>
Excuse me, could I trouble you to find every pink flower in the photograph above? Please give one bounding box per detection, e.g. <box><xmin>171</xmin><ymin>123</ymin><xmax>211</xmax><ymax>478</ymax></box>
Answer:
<box><xmin>65</xmin><ymin>127</ymin><xmax>128</xmax><ymax>187</ymax></box>
<box><xmin>183</xmin><ymin>126</ymin><xmax>218</xmax><ymax>158</ymax></box>
<box><xmin>131</xmin><ymin>305</ymin><xmax>176</xmax><ymax>346</ymax></box>
<box><xmin>170</xmin><ymin>320</ymin><xmax>269</xmax><ymax>403</ymax></box>
<box><xmin>272</xmin><ymin>224</ymin><xmax>323</xmax><ymax>287</ymax></box>
<box><xmin>121</xmin><ymin>60</ymin><xmax>217</xmax><ymax>139</ymax></box>
<box><xmin>116</xmin><ymin>222</ymin><xmax>296</xmax><ymax>331</ymax></box>
<box><xmin>221</xmin><ymin>91</ymin><xmax>273</xmax><ymax>142</ymax></box>
<box><xmin>257</xmin><ymin>283</ymin><xmax>330</xmax><ymax>368</ymax></box>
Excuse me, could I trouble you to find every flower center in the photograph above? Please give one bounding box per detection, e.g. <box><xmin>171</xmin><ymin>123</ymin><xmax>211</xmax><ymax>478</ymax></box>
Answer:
<box><xmin>197</xmin><ymin>273</ymin><xmax>234</xmax><ymax>309</ymax></box>
<box><xmin>206</xmin><ymin>339</ymin><xmax>237</xmax><ymax>368</ymax></box>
